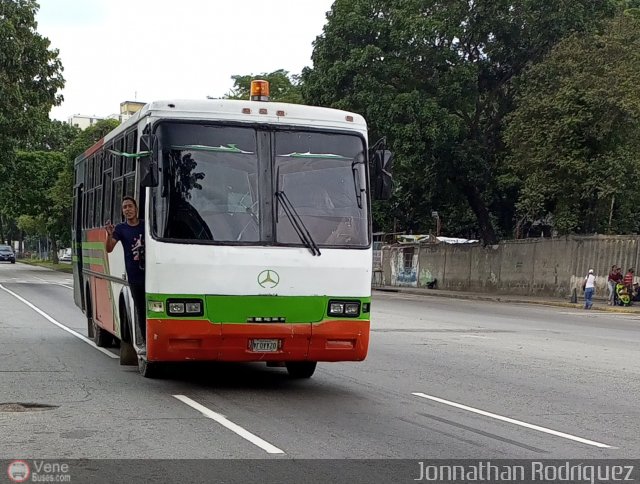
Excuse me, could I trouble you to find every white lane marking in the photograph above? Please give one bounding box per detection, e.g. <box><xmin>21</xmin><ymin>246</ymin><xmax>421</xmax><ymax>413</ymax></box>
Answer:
<box><xmin>0</xmin><ymin>284</ymin><xmax>118</xmax><ymax>359</ymax></box>
<box><xmin>54</xmin><ymin>283</ymin><xmax>74</xmax><ymax>289</ymax></box>
<box><xmin>459</xmin><ymin>334</ymin><xmax>496</xmax><ymax>340</ymax></box>
<box><xmin>34</xmin><ymin>275</ymin><xmax>73</xmax><ymax>290</ymax></box>
<box><xmin>412</xmin><ymin>392</ymin><xmax>614</xmax><ymax>449</ymax></box>
<box><xmin>173</xmin><ymin>395</ymin><xmax>285</xmax><ymax>454</ymax></box>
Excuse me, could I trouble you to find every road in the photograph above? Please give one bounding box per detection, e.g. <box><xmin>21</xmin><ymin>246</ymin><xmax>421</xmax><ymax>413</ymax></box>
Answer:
<box><xmin>0</xmin><ymin>262</ymin><xmax>638</xmax><ymax>479</ymax></box>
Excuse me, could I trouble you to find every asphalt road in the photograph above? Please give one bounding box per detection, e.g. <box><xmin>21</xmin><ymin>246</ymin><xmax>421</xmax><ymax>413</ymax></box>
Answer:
<box><xmin>0</xmin><ymin>262</ymin><xmax>638</xmax><ymax>465</ymax></box>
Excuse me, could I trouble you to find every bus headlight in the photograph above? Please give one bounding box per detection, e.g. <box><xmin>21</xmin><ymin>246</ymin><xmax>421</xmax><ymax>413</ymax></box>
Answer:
<box><xmin>328</xmin><ymin>302</ymin><xmax>345</xmax><ymax>315</ymax></box>
<box><xmin>344</xmin><ymin>302</ymin><xmax>360</xmax><ymax>315</ymax></box>
<box><xmin>185</xmin><ymin>302</ymin><xmax>202</xmax><ymax>314</ymax></box>
<box><xmin>168</xmin><ymin>302</ymin><xmax>185</xmax><ymax>315</ymax></box>
<box><xmin>167</xmin><ymin>299</ymin><xmax>204</xmax><ymax>317</ymax></box>
<box><xmin>328</xmin><ymin>300</ymin><xmax>360</xmax><ymax>317</ymax></box>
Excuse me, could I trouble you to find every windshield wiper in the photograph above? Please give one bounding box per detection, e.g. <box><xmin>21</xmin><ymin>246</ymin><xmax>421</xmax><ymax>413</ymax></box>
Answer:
<box><xmin>352</xmin><ymin>156</ymin><xmax>366</xmax><ymax>209</ymax></box>
<box><xmin>170</xmin><ymin>144</ymin><xmax>254</xmax><ymax>154</ymax></box>
<box><xmin>275</xmin><ymin>190</ymin><xmax>321</xmax><ymax>256</ymax></box>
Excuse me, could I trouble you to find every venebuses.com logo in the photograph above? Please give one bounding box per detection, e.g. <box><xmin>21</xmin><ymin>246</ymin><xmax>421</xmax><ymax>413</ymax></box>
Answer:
<box><xmin>7</xmin><ymin>460</ymin><xmax>30</xmax><ymax>483</ymax></box>
<box><xmin>6</xmin><ymin>460</ymin><xmax>71</xmax><ymax>482</ymax></box>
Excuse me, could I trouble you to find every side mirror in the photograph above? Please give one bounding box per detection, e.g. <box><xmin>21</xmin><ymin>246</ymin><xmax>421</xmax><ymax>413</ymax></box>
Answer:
<box><xmin>371</xmin><ymin>149</ymin><xmax>393</xmax><ymax>200</ymax></box>
<box><xmin>140</xmin><ymin>134</ymin><xmax>159</xmax><ymax>187</ymax></box>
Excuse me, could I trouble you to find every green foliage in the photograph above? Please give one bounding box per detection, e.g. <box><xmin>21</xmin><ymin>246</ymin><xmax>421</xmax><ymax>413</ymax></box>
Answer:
<box><xmin>64</xmin><ymin>118</ymin><xmax>120</xmax><ymax>162</ymax></box>
<box><xmin>225</xmin><ymin>69</ymin><xmax>303</xmax><ymax>103</ymax></box>
<box><xmin>0</xmin><ymin>0</ymin><xmax>64</xmax><ymax>163</ymax></box>
<box><xmin>9</xmin><ymin>151</ymin><xmax>66</xmax><ymax>253</ymax></box>
<box><xmin>49</xmin><ymin>118</ymin><xmax>121</xmax><ymax>245</ymax></box>
<box><xmin>0</xmin><ymin>0</ymin><xmax>64</xmax><ymax>244</ymax></box>
<box><xmin>17</xmin><ymin>214</ymin><xmax>45</xmax><ymax>237</ymax></box>
<box><xmin>17</xmin><ymin>119</ymin><xmax>80</xmax><ymax>151</ymax></box>
<box><xmin>505</xmin><ymin>14</ymin><xmax>640</xmax><ymax>235</ymax></box>
<box><xmin>302</xmin><ymin>0</ymin><xmax>617</xmax><ymax>243</ymax></box>
<box><xmin>7</xmin><ymin>151</ymin><xmax>65</xmax><ymax>217</ymax></box>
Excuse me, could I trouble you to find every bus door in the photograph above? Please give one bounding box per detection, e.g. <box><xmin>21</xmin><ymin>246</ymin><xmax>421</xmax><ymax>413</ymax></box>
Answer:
<box><xmin>72</xmin><ymin>184</ymin><xmax>85</xmax><ymax>309</ymax></box>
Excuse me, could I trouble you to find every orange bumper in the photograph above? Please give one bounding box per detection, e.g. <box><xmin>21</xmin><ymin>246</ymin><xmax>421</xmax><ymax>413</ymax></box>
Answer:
<box><xmin>146</xmin><ymin>319</ymin><xmax>370</xmax><ymax>363</ymax></box>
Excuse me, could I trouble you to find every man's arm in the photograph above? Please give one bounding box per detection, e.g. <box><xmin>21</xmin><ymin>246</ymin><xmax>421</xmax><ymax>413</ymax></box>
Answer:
<box><xmin>105</xmin><ymin>220</ymin><xmax>118</xmax><ymax>253</ymax></box>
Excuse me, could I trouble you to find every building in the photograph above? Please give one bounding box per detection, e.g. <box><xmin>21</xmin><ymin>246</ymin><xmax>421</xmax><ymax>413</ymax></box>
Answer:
<box><xmin>68</xmin><ymin>101</ymin><xmax>146</xmax><ymax>129</ymax></box>
<box><xmin>68</xmin><ymin>114</ymin><xmax>105</xmax><ymax>130</ymax></box>
<box><xmin>120</xmin><ymin>101</ymin><xmax>146</xmax><ymax>122</ymax></box>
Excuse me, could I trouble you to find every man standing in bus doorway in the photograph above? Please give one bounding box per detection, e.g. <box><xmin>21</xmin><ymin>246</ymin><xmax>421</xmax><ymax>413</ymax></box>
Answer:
<box><xmin>105</xmin><ymin>196</ymin><xmax>146</xmax><ymax>347</ymax></box>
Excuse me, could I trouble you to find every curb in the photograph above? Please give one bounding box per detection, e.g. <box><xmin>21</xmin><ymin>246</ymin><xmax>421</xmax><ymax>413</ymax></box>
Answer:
<box><xmin>373</xmin><ymin>287</ymin><xmax>640</xmax><ymax>315</ymax></box>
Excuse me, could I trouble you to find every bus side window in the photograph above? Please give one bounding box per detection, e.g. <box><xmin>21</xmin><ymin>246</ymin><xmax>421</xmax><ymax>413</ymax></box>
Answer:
<box><xmin>103</xmin><ymin>170</ymin><xmax>113</xmax><ymax>224</ymax></box>
<box><xmin>113</xmin><ymin>179</ymin><xmax>124</xmax><ymax>223</ymax></box>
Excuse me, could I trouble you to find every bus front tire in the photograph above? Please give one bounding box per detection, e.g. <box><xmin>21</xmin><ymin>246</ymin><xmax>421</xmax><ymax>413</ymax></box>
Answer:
<box><xmin>285</xmin><ymin>361</ymin><xmax>317</xmax><ymax>379</ymax></box>
<box><xmin>138</xmin><ymin>358</ymin><xmax>162</xmax><ymax>378</ymax></box>
<box><xmin>119</xmin><ymin>340</ymin><xmax>137</xmax><ymax>366</ymax></box>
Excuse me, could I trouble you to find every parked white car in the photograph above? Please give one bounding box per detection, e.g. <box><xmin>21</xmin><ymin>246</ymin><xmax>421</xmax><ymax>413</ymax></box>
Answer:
<box><xmin>59</xmin><ymin>248</ymin><xmax>72</xmax><ymax>263</ymax></box>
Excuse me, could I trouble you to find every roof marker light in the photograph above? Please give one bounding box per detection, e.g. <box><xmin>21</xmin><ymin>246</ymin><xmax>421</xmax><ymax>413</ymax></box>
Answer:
<box><xmin>259</xmin><ymin>108</ymin><xmax>268</xmax><ymax>115</ymax></box>
<box><xmin>242</xmin><ymin>108</ymin><xmax>251</xmax><ymax>114</ymax></box>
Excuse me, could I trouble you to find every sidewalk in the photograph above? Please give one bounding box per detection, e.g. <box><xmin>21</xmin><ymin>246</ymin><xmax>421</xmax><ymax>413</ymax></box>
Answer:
<box><xmin>372</xmin><ymin>285</ymin><xmax>640</xmax><ymax>314</ymax></box>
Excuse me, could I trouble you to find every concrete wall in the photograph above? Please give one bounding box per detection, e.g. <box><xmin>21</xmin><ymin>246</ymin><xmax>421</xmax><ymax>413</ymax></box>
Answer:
<box><xmin>384</xmin><ymin>235</ymin><xmax>640</xmax><ymax>297</ymax></box>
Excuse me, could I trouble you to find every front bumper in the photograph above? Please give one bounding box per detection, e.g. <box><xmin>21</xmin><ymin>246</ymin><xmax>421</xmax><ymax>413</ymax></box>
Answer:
<box><xmin>145</xmin><ymin>319</ymin><xmax>370</xmax><ymax>363</ymax></box>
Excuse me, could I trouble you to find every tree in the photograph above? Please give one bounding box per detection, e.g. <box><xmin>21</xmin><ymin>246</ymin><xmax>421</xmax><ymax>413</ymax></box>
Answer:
<box><xmin>505</xmin><ymin>14</ymin><xmax>640</xmax><ymax>235</ymax></box>
<box><xmin>301</xmin><ymin>0</ymin><xmax>617</xmax><ymax>243</ymax></box>
<box><xmin>8</xmin><ymin>151</ymin><xmax>65</xmax><ymax>258</ymax></box>
<box><xmin>47</xmin><ymin>119</ymin><xmax>121</xmax><ymax>252</ymax></box>
<box><xmin>64</xmin><ymin>118</ymin><xmax>120</xmax><ymax>161</ymax></box>
<box><xmin>17</xmin><ymin>119</ymin><xmax>80</xmax><ymax>152</ymax></box>
<box><xmin>0</xmin><ymin>0</ymin><xmax>65</xmax><ymax>243</ymax></box>
<box><xmin>224</xmin><ymin>69</ymin><xmax>303</xmax><ymax>103</ymax></box>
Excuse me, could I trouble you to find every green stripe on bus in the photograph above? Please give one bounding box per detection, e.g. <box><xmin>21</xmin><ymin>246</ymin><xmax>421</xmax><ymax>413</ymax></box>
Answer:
<box><xmin>145</xmin><ymin>294</ymin><xmax>371</xmax><ymax>323</ymax></box>
<box><xmin>81</xmin><ymin>242</ymin><xmax>106</xmax><ymax>250</ymax></box>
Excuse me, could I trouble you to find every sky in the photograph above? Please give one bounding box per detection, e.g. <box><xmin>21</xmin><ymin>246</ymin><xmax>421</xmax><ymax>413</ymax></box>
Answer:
<box><xmin>36</xmin><ymin>0</ymin><xmax>335</xmax><ymax>122</ymax></box>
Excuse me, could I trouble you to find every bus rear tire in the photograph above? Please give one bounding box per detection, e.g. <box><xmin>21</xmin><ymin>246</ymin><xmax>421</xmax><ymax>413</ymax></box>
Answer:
<box><xmin>285</xmin><ymin>361</ymin><xmax>317</xmax><ymax>379</ymax></box>
<box><xmin>87</xmin><ymin>316</ymin><xmax>94</xmax><ymax>339</ymax></box>
<box><xmin>138</xmin><ymin>358</ymin><xmax>162</xmax><ymax>378</ymax></box>
<box><xmin>93</xmin><ymin>321</ymin><xmax>113</xmax><ymax>347</ymax></box>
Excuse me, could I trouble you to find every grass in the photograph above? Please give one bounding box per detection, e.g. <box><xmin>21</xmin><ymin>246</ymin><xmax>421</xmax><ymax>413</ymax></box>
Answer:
<box><xmin>18</xmin><ymin>259</ymin><xmax>74</xmax><ymax>274</ymax></box>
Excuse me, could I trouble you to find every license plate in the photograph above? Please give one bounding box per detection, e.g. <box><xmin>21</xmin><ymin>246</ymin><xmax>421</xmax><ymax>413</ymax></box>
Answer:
<box><xmin>251</xmin><ymin>339</ymin><xmax>279</xmax><ymax>352</ymax></box>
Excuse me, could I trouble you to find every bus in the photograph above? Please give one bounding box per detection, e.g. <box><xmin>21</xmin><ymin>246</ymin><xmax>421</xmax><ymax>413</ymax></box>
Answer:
<box><xmin>72</xmin><ymin>80</ymin><xmax>392</xmax><ymax>378</ymax></box>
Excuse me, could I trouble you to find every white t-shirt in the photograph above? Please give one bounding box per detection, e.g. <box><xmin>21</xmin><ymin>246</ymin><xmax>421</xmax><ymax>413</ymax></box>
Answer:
<box><xmin>585</xmin><ymin>274</ymin><xmax>596</xmax><ymax>289</ymax></box>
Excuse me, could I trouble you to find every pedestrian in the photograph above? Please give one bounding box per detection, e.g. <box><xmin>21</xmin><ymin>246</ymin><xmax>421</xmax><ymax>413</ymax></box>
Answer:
<box><xmin>624</xmin><ymin>268</ymin><xmax>635</xmax><ymax>294</ymax></box>
<box><xmin>583</xmin><ymin>269</ymin><xmax>596</xmax><ymax>309</ymax></box>
<box><xmin>607</xmin><ymin>265</ymin><xmax>617</xmax><ymax>305</ymax></box>
<box><xmin>105</xmin><ymin>196</ymin><xmax>146</xmax><ymax>346</ymax></box>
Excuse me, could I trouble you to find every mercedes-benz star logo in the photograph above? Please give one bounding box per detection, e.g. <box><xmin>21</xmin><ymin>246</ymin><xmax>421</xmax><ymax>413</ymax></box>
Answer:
<box><xmin>258</xmin><ymin>270</ymin><xmax>280</xmax><ymax>288</ymax></box>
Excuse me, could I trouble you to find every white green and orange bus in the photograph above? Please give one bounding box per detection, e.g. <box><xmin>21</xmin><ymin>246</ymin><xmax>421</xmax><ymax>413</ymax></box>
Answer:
<box><xmin>72</xmin><ymin>80</ymin><xmax>392</xmax><ymax>378</ymax></box>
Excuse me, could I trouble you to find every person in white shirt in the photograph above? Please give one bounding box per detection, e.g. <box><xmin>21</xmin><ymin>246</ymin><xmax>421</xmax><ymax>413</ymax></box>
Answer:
<box><xmin>584</xmin><ymin>269</ymin><xmax>596</xmax><ymax>309</ymax></box>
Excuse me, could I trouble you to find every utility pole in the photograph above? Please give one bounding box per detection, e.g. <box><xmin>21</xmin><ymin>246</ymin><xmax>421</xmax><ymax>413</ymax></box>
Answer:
<box><xmin>431</xmin><ymin>211</ymin><xmax>441</xmax><ymax>237</ymax></box>
<box><xmin>608</xmin><ymin>195</ymin><xmax>615</xmax><ymax>234</ymax></box>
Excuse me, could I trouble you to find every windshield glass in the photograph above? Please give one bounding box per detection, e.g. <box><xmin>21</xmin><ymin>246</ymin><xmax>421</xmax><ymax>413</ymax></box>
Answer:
<box><xmin>0</xmin><ymin>246</ymin><xmax>13</xmax><ymax>253</ymax></box>
<box><xmin>154</xmin><ymin>124</ymin><xmax>259</xmax><ymax>243</ymax></box>
<box><xmin>152</xmin><ymin>123</ymin><xmax>369</xmax><ymax>248</ymax></box>
<box><xmin>275</xmin><ymin>131</ymin><xmax>368</xmax><ymax>247</ymax></box>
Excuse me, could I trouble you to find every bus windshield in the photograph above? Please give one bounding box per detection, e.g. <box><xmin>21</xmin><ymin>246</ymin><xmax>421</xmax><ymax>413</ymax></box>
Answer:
<box><xmin>152</xmin><ymin>123</ymin><xmax>369</xmax><ymax>247</ymax></box>
<box><xmin>275</xmin><ymin>131</ymin><xmax>368</xmax><ymax>247</ymax></box>
<box><xmin>154</xmin><ymin>123</ymin><xmax>259</xmax><ymax>243</ymax></box>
